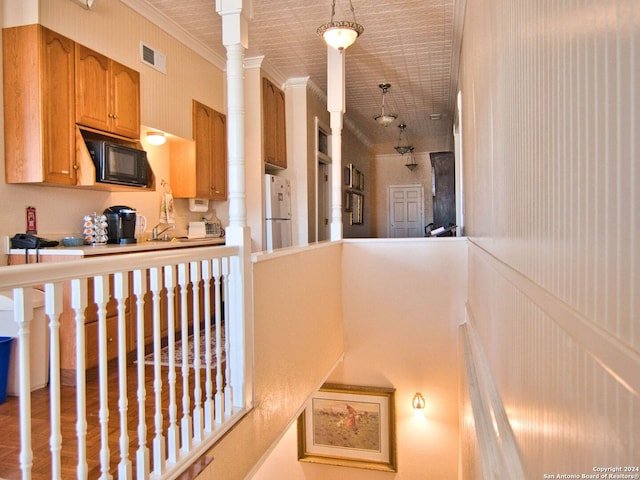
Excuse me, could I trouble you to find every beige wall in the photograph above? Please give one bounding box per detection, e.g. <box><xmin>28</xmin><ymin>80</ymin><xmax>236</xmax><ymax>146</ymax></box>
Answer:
<box><xmin>370</xmin><ymin>152</ymin><xmax>435</xmax><ymax>238</ymax></box>
<box><xmin>342</xmin><ymin>128</ymin><xmax>373</xmax><ymax>238</ymax></box>
<box><xmin>200</xmin><ymin>243</ymin><xmax>345</xmax><ymax>480</ymax></box>
<box><xmin>459</xmin><ymin>0</ymin><xmax>639</xmax><ymax>476</ymax></box>
<box><xmin>252</xmin><ymin>238</ymin><xmax>467</xmax><ymax>479</ymax></box>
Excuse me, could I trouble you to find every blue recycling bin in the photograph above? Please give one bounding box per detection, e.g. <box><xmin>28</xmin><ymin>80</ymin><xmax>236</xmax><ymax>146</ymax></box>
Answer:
<box><xmin>0</xmin><ymin>336</ymin><xmax>13</xmax><ymax>404</ymax></box>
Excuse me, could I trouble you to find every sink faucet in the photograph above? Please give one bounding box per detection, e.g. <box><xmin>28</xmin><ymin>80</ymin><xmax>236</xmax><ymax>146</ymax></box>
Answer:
<box><xmin>152</xmin><ymin>223</ymin><xmax>176</xmax><ymax>240</ymax></box>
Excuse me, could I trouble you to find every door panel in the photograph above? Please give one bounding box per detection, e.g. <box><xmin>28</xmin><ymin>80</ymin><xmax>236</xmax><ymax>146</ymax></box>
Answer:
<box><xmin>389</xmin><ymin>185</ymin><xmax>424</xmax><ymax>237</ymax></box>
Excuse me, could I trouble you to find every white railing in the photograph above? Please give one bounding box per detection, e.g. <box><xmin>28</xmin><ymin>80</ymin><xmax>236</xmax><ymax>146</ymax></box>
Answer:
<box><xmin>459</xmin><ymin>317</ymin><xmax>526</xmax><ymax>480</ymax></box>
<box><xmin>0</xmin><ymin>245</ymin><xmax>248</xmax><ymax>479</ymax></box>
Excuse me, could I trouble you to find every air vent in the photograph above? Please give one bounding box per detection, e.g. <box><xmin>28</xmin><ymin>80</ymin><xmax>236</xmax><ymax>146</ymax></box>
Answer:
<box><xmin>140</xmin><ymin>42</ymin><xmax>166</xmax><ymax>74</ymax></box>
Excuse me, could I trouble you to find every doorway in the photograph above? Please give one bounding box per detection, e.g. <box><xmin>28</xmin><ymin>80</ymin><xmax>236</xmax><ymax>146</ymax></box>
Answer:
<box><xmin>388</xmin><ymin>184</ymin><xmax>425</xmax><ymax>237</ymax></box>
<box><xmin>317</xmin><ymin>161</ymin><xmax>330</xmax><ymax>241</ymax></box>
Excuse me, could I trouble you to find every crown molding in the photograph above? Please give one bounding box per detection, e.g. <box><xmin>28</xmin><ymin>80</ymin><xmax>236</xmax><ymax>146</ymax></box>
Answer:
<box><xmin>344</xmin><ymin>116</ymin><xmax>373</xmax><ymax>149</ymax></box>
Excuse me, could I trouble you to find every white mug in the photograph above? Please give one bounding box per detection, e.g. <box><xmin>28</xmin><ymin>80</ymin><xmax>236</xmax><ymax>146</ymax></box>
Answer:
<box><xmin>136</xmin><ymin>214</ymin><xmax>147</xmax><ymax>240</ymax></box>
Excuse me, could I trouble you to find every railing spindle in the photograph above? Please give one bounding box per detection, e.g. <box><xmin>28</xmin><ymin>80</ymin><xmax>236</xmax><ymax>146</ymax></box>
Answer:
<box><xmin>133</xmin><ymin>270</ymin><xmax>150</xmax><ymax>480</ymax></box>
<box><xmin>190</xmin><ymin>261</ymin><xmax>203</xmax><ymax>442</ymax></box>
<box><xmin>14</xmin><ymin>288</ymin><xmax>33</xmax><ymax>480</ymax></box>
<box><xmin>222</xmin><ymin>258</ymin><xmax>232</xmax><ymax>414</ymax></box>
<box><xmin>213</xmin><ymin>259</ymin><xmax>223</xmax><ymax>423</ymax></box>
<box><xmin>164</xmin><ymin>265</ymin><xmax>180</xmax><ymax>463</ymax></box>
<box><xmin>114</xmin><ymin>272</ymin><xmax>132</xmax><ymax>479</ymax></box>
<box><xmin>71</xmin><ymin>279</ymin><xmax>89</xmax><ymax>480</ymax></box>
<box><xmin>93</xmin><ymin>276</ymin><xmax>112</xmax><ymax>480</ymax></box>
<box><xmin>150</xmin><ymin>267</ymin><xmax>166</xmax><ymax>475</ymax></box>
<box><xmin>202</xmin><ymin>259</ymin><xmax>214</xmax><ymax>432</ymax></box>
<box><xmin>178</xmin><ymin>263</ymin><xmax>192</xmax><ymax>452</ymax></box>
<box><xmin>44</xmin><ymin>283</ymin><xmax>63</xmax><ymax>479</ymax></box>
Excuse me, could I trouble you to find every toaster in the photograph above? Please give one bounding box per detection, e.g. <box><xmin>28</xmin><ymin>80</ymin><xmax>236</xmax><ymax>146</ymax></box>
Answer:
<box><xmin>188</xmin><ymin>221</ymin><xmax>224</xmax><ymax>238</ymax></box>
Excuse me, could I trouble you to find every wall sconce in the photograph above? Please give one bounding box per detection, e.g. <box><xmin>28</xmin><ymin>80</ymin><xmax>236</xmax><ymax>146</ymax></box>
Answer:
<box><xmin>412</xmin><ymin>392</ymin><xmax>426</xmax><ymax>419</ymax></box>
<box><xmin>146</xmin><ymin>131</ymin><xmax>167</xmax><ymax>146</ymax></box>
<box><xmin>317</xmin><ymin>0</ymin><xmax>364</xmax><ymax>50</ymax></box>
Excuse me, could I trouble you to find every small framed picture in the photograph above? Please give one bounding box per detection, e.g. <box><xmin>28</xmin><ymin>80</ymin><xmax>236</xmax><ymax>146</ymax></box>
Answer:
<box><xmin>344</xmin><ymin>191</ymin><xmax>352</xmax><ymax>212</ymax></box>
<box><xmin>298</xmin><ymin>383</ymin><xmax>397</xmax><ymax>472</ymax></box>
<box><xmin>344</xmin><ymin>164</ymin><xmax>352</xmax><ymax>187</ymax></box>
<box><xmin>350</xmin><ymin>193</ymin><xmax>363</xmax><ymax>225</ymax></box>
<box><xmin>318</xmin><ymin>129</ymin><xmax>328</xmax><ymax>155</ymax></box>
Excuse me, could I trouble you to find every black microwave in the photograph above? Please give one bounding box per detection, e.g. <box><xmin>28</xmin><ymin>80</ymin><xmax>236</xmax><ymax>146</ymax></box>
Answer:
<box><xmin>86</xmin><ymin>140</ymin><xmax>149</xmax><ymax>187</ymax></box>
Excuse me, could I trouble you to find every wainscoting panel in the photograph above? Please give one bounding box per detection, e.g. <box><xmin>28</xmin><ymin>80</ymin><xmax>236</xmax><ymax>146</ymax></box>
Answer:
<box><xmin>464</xmin><ymin>242</ymin><xmax>639</xmax><ymax>477</ymax></box>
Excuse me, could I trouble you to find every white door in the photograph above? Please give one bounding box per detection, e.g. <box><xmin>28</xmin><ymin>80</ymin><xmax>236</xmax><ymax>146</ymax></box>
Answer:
<box><xmin>388</xmin><ymin>185</ymin><xmax>425</xmax><ymax>237</ymax></box>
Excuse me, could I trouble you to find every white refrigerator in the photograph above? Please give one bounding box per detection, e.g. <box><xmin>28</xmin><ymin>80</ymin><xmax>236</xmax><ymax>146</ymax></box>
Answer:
<box><xmin>265</xmin><ymin>174</ymin><xmax>292</xmax><ymax>250</ymax></box>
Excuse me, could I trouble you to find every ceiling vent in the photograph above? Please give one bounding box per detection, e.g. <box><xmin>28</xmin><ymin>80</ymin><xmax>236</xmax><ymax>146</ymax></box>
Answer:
<box><xmin>140</xmin><ymin>42</ymin><xmax>167</xmax><ymax>74</ymax></box>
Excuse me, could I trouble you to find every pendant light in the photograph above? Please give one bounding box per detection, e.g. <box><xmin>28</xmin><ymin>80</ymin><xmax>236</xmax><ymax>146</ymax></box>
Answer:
<box><xmin>394</xmin><ymin>123</ymin><xmax>413</xmax><ymax>155</ymax></box>
<box><xmin>374</xmin><ymin>83</ymin><xmax>397</xmax><ymax>127</ymax></box>
<box><xmin>405</xmin><ymin>149</ymin><xmax>417</xmax><ymax>170</ymax></box>
<box><xmin>317</xmin><ymin>0</ymin><xmax>364</xmax><ymax>50</ymax></box>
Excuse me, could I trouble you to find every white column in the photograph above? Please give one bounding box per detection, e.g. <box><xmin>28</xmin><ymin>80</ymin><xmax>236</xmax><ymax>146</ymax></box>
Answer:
<box><xmin>216</xmin><ymin>0</ymin><xmax>254</xmax><ymax>411</ymax></box>
<box><xmin>327</xmin><ymin>47</ymin><xmax>346</xmax><ymax>241</ymax></box>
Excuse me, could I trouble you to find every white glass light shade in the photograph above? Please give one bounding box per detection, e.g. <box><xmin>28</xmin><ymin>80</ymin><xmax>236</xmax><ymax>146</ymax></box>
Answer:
<box><xmin>395</xmin><ymin>123</ymin><xmax>413</xmax><ymax>155</ymax></box>
<box><xmin>374</xmin><ymin>83</ymin><xmax>397</xmax><ymax>126</ymax></box>
<box><xmin>146</xmin><ymin>132</ymin><xmax>166</xmax><ymax>146</ymax></box>
<box><xmin>318</xmin><ymin>22</ymin><xmax>363</xmax><ymax>50</ymax></box>
<box><xmin>375</xmin><ymin>114</ymin><xmax>397</xmax><ymax>127</ymax></box>
<box><xmin>395</xmin><ymin>145</ymin><xmax>412</xmax><ymax>155</ymax></box>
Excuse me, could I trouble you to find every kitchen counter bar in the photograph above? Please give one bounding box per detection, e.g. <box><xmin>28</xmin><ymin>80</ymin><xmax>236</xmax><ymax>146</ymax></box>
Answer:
<box><xmin>8</xmin><ymin>237</ymin><xmax>225</xmax><ymax>257</ymax></box>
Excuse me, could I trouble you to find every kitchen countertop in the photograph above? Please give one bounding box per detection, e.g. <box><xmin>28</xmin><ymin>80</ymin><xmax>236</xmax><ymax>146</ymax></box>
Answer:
<box><xmin>8</xmin><ymin>237</ymin><xmax>225</xmax><ymax>257</ymax></box>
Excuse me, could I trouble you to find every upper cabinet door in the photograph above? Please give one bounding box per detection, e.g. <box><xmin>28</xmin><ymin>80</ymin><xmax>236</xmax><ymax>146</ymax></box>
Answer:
<box><xmin>75</xmin><ymin>45</ymin><xmax>140</xmax><ymax>138</ymax></box>
<box><xmin>262</xmin><ymin>77</ymin><xmax>287</xmax><ymax>169</ymax></box>
<box><xmin>75</xmin><ymin>45</ymin><xmax>111</xmax><ymax>132</ymax></box>
<box><xmin>194</xmin><ymin>101</ymin><xmax>214</xmax><ymax>199</ymax></box>
<box><xmin>193</xmin><ymin>100</ymin><xmax>227</xmax><ymax>200</ymax></box>
<box><xmin>210</xmin><ymin>110</ymin><xmax>227</xmax><ymax>200</ymax></box>
<box><xmin>3</xmin><ymin>25</ymin><xmax>77</xmax><ymax>185</ymax></box>
<box><xmin>111</xmin><ymin>61</ymin><xmax>140</xmax><ymax>138</ymax></box>
<box><xmin>41</xmin><ymin>28</ymin><xmax>77</xmax><ymax>185</ymax></box>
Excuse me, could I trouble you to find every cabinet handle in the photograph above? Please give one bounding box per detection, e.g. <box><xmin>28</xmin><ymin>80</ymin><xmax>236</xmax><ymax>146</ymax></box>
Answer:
<box><xmin>73</xmin><ymin>164</ymin><xmax>79</xmax><ymax>170</ymax></box>
<box><xmin>108</xmin><ymin>337</ymin><xmax>113</xmax><ymax>343</ymax></box>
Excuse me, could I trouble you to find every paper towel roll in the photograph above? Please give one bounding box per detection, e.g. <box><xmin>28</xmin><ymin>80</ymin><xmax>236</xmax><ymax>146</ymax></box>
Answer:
<box><xmin>189</xmin><ymin>198</ymin><xmax>209</xmax><ymax>212</ymax></box>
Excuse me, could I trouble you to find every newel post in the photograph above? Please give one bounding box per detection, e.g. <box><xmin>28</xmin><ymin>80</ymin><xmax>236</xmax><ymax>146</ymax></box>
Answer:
<box><xmin>216</xmin><ymin>0</ymin><xmax>254</xmax><ymax>411</ymax></box>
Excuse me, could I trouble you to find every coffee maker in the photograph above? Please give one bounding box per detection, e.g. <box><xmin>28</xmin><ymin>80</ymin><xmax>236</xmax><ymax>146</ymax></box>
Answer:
<box><xmin>104</xmin><ymin>205</ymin><xmax>138</xmax><ymax>244</ymax></box>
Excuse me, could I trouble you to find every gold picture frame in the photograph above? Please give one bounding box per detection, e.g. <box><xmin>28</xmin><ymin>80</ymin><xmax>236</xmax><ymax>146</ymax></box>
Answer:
<box><xmin>297</xmin><ymin>383</ymin><xmax>397</xmax><ymax>472</ymax></box>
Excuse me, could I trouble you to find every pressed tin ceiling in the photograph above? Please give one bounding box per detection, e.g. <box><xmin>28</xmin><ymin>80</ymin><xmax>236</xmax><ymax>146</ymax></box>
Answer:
<box><xmin>132</xmin><ymin>0</ymin><xmax>466</xmax><ymax>154</ymax></box>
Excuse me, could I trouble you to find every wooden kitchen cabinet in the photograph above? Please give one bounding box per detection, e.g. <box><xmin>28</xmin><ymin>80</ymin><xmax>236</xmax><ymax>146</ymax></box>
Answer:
<box><xmin>3</xmin><ymin>24</ymin><xmax>142</xmax><ymax>189</ymax></box>
<box><xmin>171</xmin><ymin>100</ymin><xmax>227</xmax><ymax>200</ymax></box>
<box><xmin>75</xmin><ymin>44</ymin><xmax>140</xmax><ymax>139</ymax></box>
<box><xmin>3</xmin><ymin>25</ymin><xmax>77</xmax><ymax>185</ymax></box>
<box><xmin>262</xmin><ymin>77</ymin><xmax>287</xmax><ymax>169</ymax></box>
